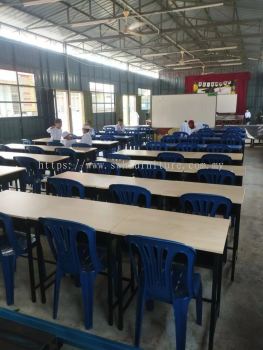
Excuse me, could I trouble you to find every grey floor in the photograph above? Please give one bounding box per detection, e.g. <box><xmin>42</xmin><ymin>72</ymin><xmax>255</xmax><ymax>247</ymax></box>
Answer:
<box><xmin>0</xmin><ymin>146</ymin><xmax>263</xmax><ymax>350</ymax></box>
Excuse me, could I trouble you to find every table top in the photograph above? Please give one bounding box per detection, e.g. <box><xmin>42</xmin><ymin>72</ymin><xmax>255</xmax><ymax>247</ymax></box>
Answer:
<box><xmin>0</xmin><ymin>165</ymin><xmax>25</xmax><ymax>177</ymax></box>
<box><xmin>115</xmin><ymin>149</ymin><xmax>244</xmax><ymax>161</ymax></box>
<box><xmin>32</xmin><ymin>138</ymin><xmax>118</xmax><ymax>146</ymax></box>
<box><xmin>0</xmin><ymin>151</ymin><xmax>69</xmax><ymax>163</ymax></box>
<box><xmin>0</xmin><ymin>190</ymin><xmax>230</xmax><ymax>254</ymax></box>
<box><xmin>6</xmin><ymin>143</ymin><xmax>97</xmax><ymax>154</ymax></box>
<box><xmin>96</xmin><ymin>157</ymin><xmax>246</xmax><ymax>177</ymax></box>
<box><xmin>53</xmin><ymin>171</ymin><xmax>245</xmax><ymax>204</ymax></box>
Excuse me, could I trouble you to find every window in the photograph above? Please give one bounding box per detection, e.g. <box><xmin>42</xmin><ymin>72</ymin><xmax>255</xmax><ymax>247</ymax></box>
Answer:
<box><xmin>0</xmin><ymin>69</ymin><xmax>38</xmax><ymax>118</ymax></box>
<box><xmin>89</xmin><ymin>82</ymin><xmax>115</xmax><ymax>113</ymax></box>
<box><xmin>138</xmin><ymin>88</ymin><xmax>151</xmax><ymax>111</ymax></box>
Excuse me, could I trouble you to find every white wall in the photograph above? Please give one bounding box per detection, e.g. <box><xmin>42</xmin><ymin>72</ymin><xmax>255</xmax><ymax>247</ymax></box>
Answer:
<box><xmin>216</xmin><ymin>94</ymin><xmax>237</xmax><ymax>113</ymax></box>
<box><xmin>152</xmin><ymin>94</ymin><xmax>217</xmax><ymax>128</ymax></box>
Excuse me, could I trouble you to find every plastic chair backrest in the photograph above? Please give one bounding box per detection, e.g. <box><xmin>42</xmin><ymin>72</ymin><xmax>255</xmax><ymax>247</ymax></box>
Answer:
<box><xmin>197</xmin><ymin>169</ymin><xmax>235</xmax><ymax>185</ymax></box>
<box><xmin>126</xmin><ymin>235</ymin><xmax>196</xmax><ymax>301</ymax></box>
<box><xmin>161</xmin><ymin>135</ymin><xmax>176</xmax><ymax>144</ymax></box>
<box><xmin>176</xmin><ymin>142</ymin><xmax>198</xmax><ymax>152</ymax></box>
<box><xmin>88</xmin><ymin>161</ymin><xmax>120</xmax><ymax>175</ymax></box>
<box><xmin>106</xmin><ymin>153</ymin><xmax>131</xmax><ymax>160</ymax></box>
<box><xmin>222</xmin><ymin>135</ymin><xmax>243</xmax><ymax>145</ymax></box>
<box><xmin>104</xmin><ymin>126</ymin><xmax>115</xmax><ymax>134</ymax></box>
<box><xmin>180</xmin><ymin>193</ymin><xmax>232</xmax><ymax>218</ymax></box>
<box><xmin>201</xmin><ymin>154</ymin><xmax>232</xmax><ymax>165</ymax></box>
<box><xmin>0</xmin><ymin>145</ymin><xmax>11</xmax><ymax>151</ymax></box>
<box><xmin>101</xmin><ymin>134</ymin><xmax>116</xmax><ymax>141</ymax></box>
<box><xmin>0</xmin><ymin>212</ymin><xmax>21</xmax><ymax>255</ymax></box>
<box><xmin>157</xmin><ymin>152</ymin><xmax>185</xmax><ymax>163</ymax></box>
<box><xmin>39</xmin><ymin>218</ymin><xmax>101</xmax><ymax>275</ymax></box>
<box><xmin>25</xmin><ymin>145</ymin><xmax>45</xmax><ymax>154</ymax></box>
<box><xmin>172</xmin><ymin>132</ymin><xmax>188</xmax><ymax>141</ymax></box>
<box><xmin>206</xmin><ymin>144</ymin><xmax>231</xmax><ymax>153</ymax></box>
<box><xmin>21</xmin><ymin>139</ymin><xmax>32</xmax><ymax>145</ymax></box>
<box><xmin>47</xmin><ymin>141</ymin><xmax>63</xmax><ymax>146</ymax></box>
<box><xmin>13</xmin><ymin>156</ymin><xmax>42</xmax><ymax>192</ymax></box>
<box><xmin>72</xmin><ymin>143</ymin><xmax>91</xmax><ymax>148</ymax></box>
<box><xmin>47</xmin><ymin>178</ymin><xmax>85</xmax><ymax>198</ymax></box>
<box><xmin>197</xmin><ymin>129</ymin><xmax>214</xmax><ymax>137</ymax></box>
<box><xmin>109</xmin><ymin>184</ymin><xmax>151</xmax><ymax>208</ymax></box>
<box><xmin>134</xmin><ymin>164</ymin><xmax>166</xmax><ymax>179</ymax></box>
<box><xmin>146</xmin><ymin>142</ymin><xmax>167</xmax><ymax>151</ymax></box>
<box><xmin>186</xmin><ymin>135</ymin><xmax>201</xmax><ymax>144</ymax></box>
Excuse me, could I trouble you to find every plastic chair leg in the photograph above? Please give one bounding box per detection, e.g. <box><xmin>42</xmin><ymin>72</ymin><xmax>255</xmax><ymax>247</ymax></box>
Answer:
<box><xmin>53</xmin><ymin>270</ymin><xmax>63</xmax><ymax>319</ymax></box>
<box><xmin>1</xmin><ymin>254</ymin><xmax>16</xmax><ymax>305</ymax></box>
<box><xmin>195</xmin><ymin>284</ymin><xmax>203</xmax><ymax>325</ymax></box>
<box><xmin>173</xmin><ymin>298</ymin><xmax>190</xmax><ymax>350</ymax></box>
<box><xmin>134</xmin><ymin>288</ymin><xmax>146</xmax><ymax>347</ymax></box>
<box><xmin>80</xmin><ymin>271</ymin><xmax>95</xmax><ymax>330</ymax></box>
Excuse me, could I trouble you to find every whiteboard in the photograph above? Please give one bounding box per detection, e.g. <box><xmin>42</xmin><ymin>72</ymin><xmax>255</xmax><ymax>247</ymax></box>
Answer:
<box><xmin>152</xmin><ymin>94</ymin><xmax>216</xmax><ymax>128</ymax></box>
<box><xmin>216</xmin><ymin>94</ymin><xmax>237</xmax><ymax>113</ymax></box>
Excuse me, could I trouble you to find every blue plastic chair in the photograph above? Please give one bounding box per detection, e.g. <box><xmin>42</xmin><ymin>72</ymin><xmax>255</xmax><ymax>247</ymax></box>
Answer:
<box><xmin>104</xmin><ymin>126</ymin><xmax>116</xmax><ymax>134</ymax></box>
<box><xmin>176</xmin><ymin>143</ymin><xmax>198</xmax><ymax>152</ymax></box>
<box><xmin>25</xmin><ymin>145</ymin><xmax>45</xmax><ymax>154</ymax></box>
<box><xmin>206</xmin><ymin>144</ymin><xmax>231</xmax><ymax>153</ymax></box>
<box><xmin>0</xmin><ymin>212</ymin><xmax>38</xmax><ymax>305</ymax></box>
<box><xmin>39</xmin><ymin>218</ymin><xmax>103</xmax><ymax>329</ymax></box>
<box><xmin>222</xmin><ymin>135</ymin><xmax>243</xmax><ymax>145</ymax></box>
<box><xmin>14</xmin><ymin>156</ymin><xmax>43</xmax><ymax>193</ymax></box>
<box><xmin>172</xmin><ymin>132</ymin><xmax>188</xmax><ymax>142</ymax></box>
<box><xmin>21</xmin><ymin>139</ymin><xmax>32</xmax><ymax>145</ymax></box>
<box><xmin>157</xmin><ymin>152</ymin><xmax>185</xmax><ymax>163</ymax></box>
<box><xmin>55</xmin><ymin>148</ymin><xmax>80</xmax><ymax>172</ymax></box>
<box><xmin>197</xmin><ymin>129</ymin><xmax>214</xmax><ymax>137</ymax></box>
<box><xmin>126</xmin><ymin>235</ymin><xmax>202</xmax><ymax>349</ymax></box>
<box><xmin>0</xmin><ymin>145</ymin><xmax>11</xmax><ymax>151</ymax></box>
<box><xmin>101</xmin><ymin>134</ymin><xmax>116</xmax><ymax>141</ymax></box>
<box><xmin>106</xmin><ymin>153</ymin><xmax>131</xmax><ymax>160</ymax></box>
<box><xmin>180</xmin><ymin>193</ymin><xmax>232</xmax><ymax>218</ymax></box>
<box><xmin>201</xmin><ymin>154</ymin><xmax>232</xmax><ymax>165</ymax></box>
<box><xmin>47</xmin><ymin>178</ymin><xmax>85</xmax><ymax>198</ymax></box>
<box><xmin>0</xmin><ymin>156</ymin><xmax>6</xmax><ymax>165</ymax></box>
<box><xmin>134</xmin><ymin>164</ymin><xmax>166</xmax><ymax>179</ymax></box>
<box><xmin>72</xmin><ymin>143</ymin><xmax>92</xmax><ymax>148</ymax></box>
<box><xmin>185</xmin><ymin>135</ymin><xmax>201</xmax><ymax>144</ymax></box>
<box><xmin>146</xmin><ymin>142</ymin><xmax>167</xmax><ymax>151</ymax></box>
<box><xmin>87</xmin><ymin>161</ymin><xmax>120</xmax><ymax>175</ymax></box>
<box><xmin>197</xmin><ymin>169</ymin><xmax>236</xmax><ymax>185</ymax></box>
<box><xmin>47</xmin><ymin>141</ymin><xmax>63</xmax><ymax>146</ymax></box>
<box><xmin>109</xmin><ymin>184</ymin><xmax>151</xmax><ymax>208</ymax></box>
<box><xmin>161</xmin><ymin>135</ymin><xmax>176</xmax><ymax>144</ymax></box>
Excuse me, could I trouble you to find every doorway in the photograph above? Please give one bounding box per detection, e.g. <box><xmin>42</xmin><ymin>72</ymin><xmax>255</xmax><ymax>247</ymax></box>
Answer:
<box><xmin>122</xmin><ymin>95</ymin><xmax>138</xmax><ymax>126</ymax></box>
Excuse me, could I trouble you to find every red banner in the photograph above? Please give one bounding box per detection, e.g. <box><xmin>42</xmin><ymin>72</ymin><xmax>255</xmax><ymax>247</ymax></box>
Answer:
<box><xmin>185</xmin><ymin>72</ymin><xmax>251</xmax><ymax>114</ymax></box>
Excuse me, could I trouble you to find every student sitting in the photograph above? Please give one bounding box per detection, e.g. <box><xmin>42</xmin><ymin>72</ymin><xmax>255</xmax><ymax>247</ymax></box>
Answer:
<box><xmin>86</xmin><ymin>120</ymin><xmax>96</xmax><ymax>136</ymax></box>
<box><xmin>46</xmin><ymin>118</ymin><xmax>62</xmax><ymax>141</ymax></box>
<box><xmin>62</xmin><ymin>131</ymin><xmax>74</xmax><ymax>147</ymax></box>
<box><xmin>115</xmin><ymin>118</ymin><xmax>125</xmax><ymax>133</ymax></box>
<box><xmin>80</xmin><ymin>124</ymin><xmax>93</xmax><ymax>146</ymax></box>
<box><xmin>180</xmin><ymin>120</ymin><xmax>191</xmax><ymax>135</ymax></box>
<box><xmin>188</xmin><ymin>120</ymin><xmax>196</xmax><ymax>134</ymax></box>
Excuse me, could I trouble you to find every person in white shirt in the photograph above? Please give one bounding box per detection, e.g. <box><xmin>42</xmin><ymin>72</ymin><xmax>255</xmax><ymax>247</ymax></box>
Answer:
<box><xmin>62</xmin><ymin>131</ymin><xmax>74</xmax><ymax>147</ymax></box>
<box><xmin>115</xmin><ymin>118</ymin><xmax>125</xmax><ymax>133</ymax></box>
<box><xmin>180</xmin><ymin>120</ymin><xmax>191</xmax><ymax>135</ymax></box>
<box><xmin>46</xmin><ymin>119</ymin><xmax>62</xmax><ymax>141</ymax></box>
<box><xmin>86</xmin><ymin>120</ymin><xmax>96</xmax><ymax>136</ymax></box>
<box><xmin>80</xmin><ymin>125</ymin><xmax>93</xmax><ymax>146</ymax></box>
<box><xmin>245</xmin><ymin>109</ymin><xmax>251</xmax><ymax>124</ymax></box>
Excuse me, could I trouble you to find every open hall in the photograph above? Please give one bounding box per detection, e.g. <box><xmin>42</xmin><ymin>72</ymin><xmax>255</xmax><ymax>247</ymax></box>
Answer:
<box><xmin>0</xmin><ymin>1</ymin><xmax>262</xmax><ymax>350</ymax></box>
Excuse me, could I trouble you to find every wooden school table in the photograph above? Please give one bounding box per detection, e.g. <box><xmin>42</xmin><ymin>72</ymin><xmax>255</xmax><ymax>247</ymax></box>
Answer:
<box><xmin>0</xmin><ymin>190</ymin><xmax>230</xmax><ymax>350</ymax></box>
<box><xmin>0</xmin><ymin>166</ymin><xmax>26</xmax><ymax>189</ymax></box>
<box><xmin>32</xmin><ymin>138</ymin><xmax>119</xmax><ymax>151</ymax></box>
<box><xmin>95</xmin><ymin>157</ymin><xmax>246</xmax><ymax>185</ymax></box>
<box><xmin>164</xmin><ymin>143</ymin><xmax>243</xmax><ymax>153</ymax></box>
<box><xmin>6</xmin><ymin>143</ymin><xmax>97</xmax><ymax>161</ymax></box>
<box><xmin>114</xmin><ymin>149</ymin><xmax>244</xmax><ymax>164</ymax></box>
<box><xmin>53</xmin><ymin>171</ymin><xmax>245</xmax><ymax>282</ymax></box>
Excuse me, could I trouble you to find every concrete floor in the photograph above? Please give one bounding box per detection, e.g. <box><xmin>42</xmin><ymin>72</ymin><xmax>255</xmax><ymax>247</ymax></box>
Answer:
<box><xmin>0</xmin><ymin>146</ymin><xmax>263</xmax><ymax>350</ymax></box>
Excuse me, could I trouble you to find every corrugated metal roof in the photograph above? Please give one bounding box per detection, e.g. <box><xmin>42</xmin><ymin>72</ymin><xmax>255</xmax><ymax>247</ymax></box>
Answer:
<box><xmin>0</xmin><ymin>0</ymin><xmax>262</xmax><ymax>72</ymax></box>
